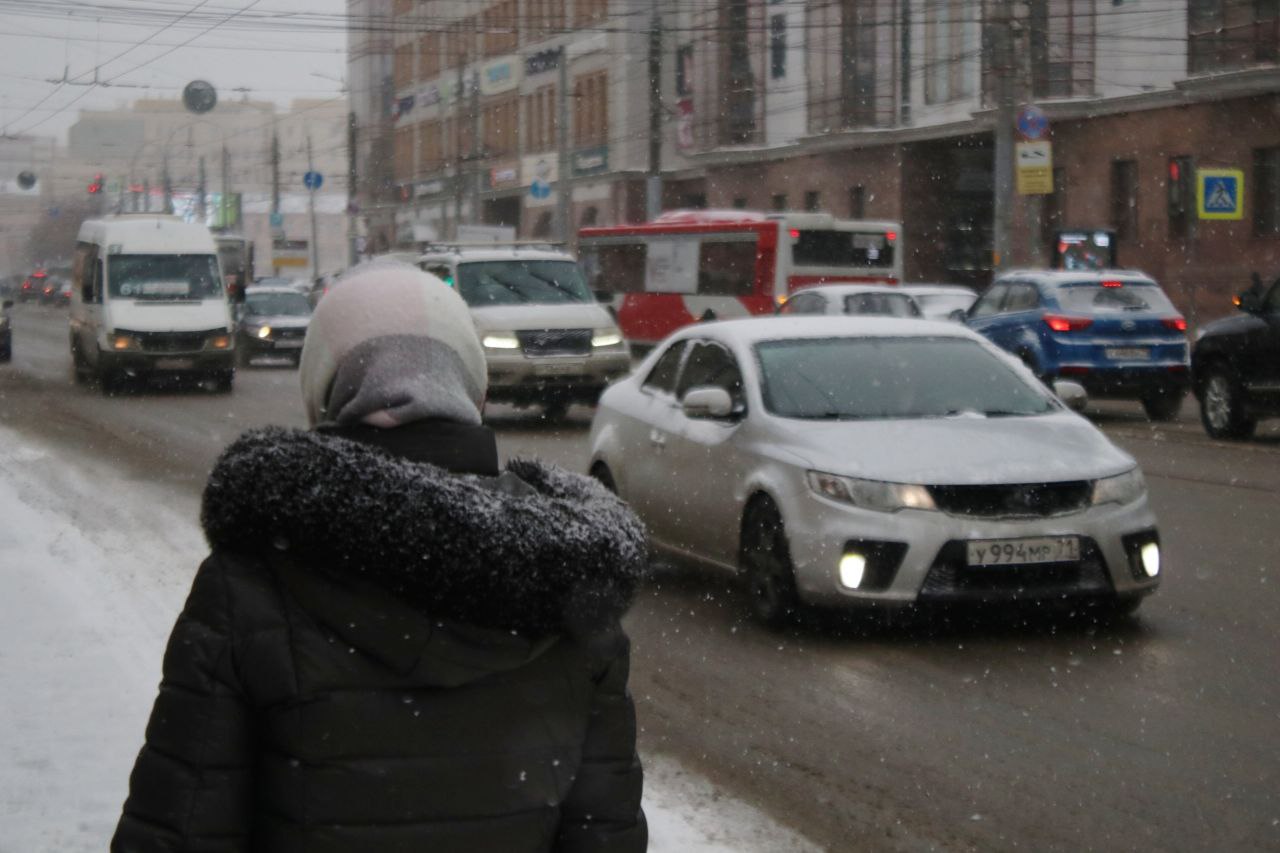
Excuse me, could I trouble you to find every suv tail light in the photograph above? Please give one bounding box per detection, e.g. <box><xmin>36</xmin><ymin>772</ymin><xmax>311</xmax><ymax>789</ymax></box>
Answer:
<box><xmin>1043</xmin><ymin>314</ymin><xmax>1094</xmax><ymax>333</ymax></box>
<box><xmin>1161</xmin><ymin>317</ymin><xmax>1187</xmax><ymax>331</ymax></box>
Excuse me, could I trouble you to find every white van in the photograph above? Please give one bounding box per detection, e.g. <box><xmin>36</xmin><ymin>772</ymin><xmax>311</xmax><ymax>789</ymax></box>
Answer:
<box><xmin>69</xmin><ymin>215</ymin><xmax>237</xmax><ymax>392</ymax></box>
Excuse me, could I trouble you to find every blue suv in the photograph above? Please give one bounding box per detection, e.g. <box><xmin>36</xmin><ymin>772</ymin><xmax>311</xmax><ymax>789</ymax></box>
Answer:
<box><xmin>964</xmin><ymin>271</ymin><xmax>1190</xmax><ymax>420</ymax></box>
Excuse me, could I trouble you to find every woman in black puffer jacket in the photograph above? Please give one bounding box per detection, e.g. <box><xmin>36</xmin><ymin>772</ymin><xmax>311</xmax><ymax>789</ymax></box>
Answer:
<box><xmin>112</xmin><ymin>264</ymin><xmax>649</xmax><ymax>853</ymax></box>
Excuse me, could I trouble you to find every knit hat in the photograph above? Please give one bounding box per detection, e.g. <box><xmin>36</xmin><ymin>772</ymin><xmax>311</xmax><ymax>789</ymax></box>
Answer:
<box><xmin>298</xmin><ymin>262</ymin><xmax>487</xmax><ymax>428</ymax></box>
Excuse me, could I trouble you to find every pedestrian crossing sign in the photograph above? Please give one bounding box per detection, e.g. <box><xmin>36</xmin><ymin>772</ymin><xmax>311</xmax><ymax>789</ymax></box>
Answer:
<box><xmin>1196</xmin><ymin>169</ymin><xmax>1244</xmax><ymax>220</ymax></box>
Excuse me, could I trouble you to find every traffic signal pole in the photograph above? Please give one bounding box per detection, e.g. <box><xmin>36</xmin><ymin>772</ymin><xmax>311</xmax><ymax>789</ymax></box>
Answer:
<box><xmin>991</xmin><ymin>0</ymin><xmax>1015</xmax><ymax>272</ymax></box>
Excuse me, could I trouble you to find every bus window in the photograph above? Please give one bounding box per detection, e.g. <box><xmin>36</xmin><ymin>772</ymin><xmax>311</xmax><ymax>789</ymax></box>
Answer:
<box><xmin>583</xmin><ymin>242</ymin><xmax>647</xmax><ymax>296</ymax></box>
<box><xmin>698</xmin><ymin>241</ymin><xmax>756</xmax><ymax>296</ymax></box>
<box><xmin>792</xmin><ymin>230</ymin><xmax>895</xmax><ymax>270</ymax></box>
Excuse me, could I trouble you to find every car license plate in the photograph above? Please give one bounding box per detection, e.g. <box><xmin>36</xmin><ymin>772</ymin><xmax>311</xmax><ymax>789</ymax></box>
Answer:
<box><xmin>534</xmin><ymin>360</ymin><xmax>585</xmax><ymax>376</ymax></box>
<box><xmin>274</xmin><ymin>339</ymin><xmax>304</xmax><ymax>349</ymax></box>
<box><xmin>154</xmin><ymin>357</ymin><xmax>195</xmax><ymax>370</ymax></box>
<box><xmin>1106</xmin><ymin>347</ymin><xmax>1149</xmax><ymax>361</ymax></box>
<box><xmin>966</xmin><ymin>536</ymin><xmax>1080</xmax><ymax>567</ymax></box>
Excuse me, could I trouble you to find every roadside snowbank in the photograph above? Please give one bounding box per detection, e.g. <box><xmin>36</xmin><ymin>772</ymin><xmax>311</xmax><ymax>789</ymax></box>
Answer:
<box><xmin>0</xmin><ymin>426</ymin><xmax>816</xmax><ymax>852</ymax></box>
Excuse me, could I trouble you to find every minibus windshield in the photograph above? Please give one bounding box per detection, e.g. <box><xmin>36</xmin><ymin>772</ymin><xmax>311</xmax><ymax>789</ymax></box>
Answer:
<box><xmin>108</xmin><ymin>255</ymin><xmax>223</xmax><ymax>301</ymax></box>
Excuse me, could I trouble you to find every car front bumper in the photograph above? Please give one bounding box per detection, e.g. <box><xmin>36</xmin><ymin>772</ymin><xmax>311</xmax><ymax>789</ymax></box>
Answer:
<box><xmin>484</xmin><ymin>348</ymin><xmax>631</xmax><ymax>403</ymax></box>
<box><xmin>785</xmin><ymin>490</ymin><xmax>1161</xmax><ymax>608</ymax></box>
<box><xmin>99</xmin><ymin>348</ymin><xmax>234</xmax><ymax>375</ymax></box>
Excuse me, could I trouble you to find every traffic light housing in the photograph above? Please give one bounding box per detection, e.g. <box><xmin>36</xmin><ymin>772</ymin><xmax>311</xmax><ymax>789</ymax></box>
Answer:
<box><xmin>1167</xmin><ymin>156</ymin><xmax>1193</xmax><ymax>237</ymax></box>
<box><xmin>87</xmin><ymin>173</ymin><xmax>104</xmax><ymax>195</ymax></box>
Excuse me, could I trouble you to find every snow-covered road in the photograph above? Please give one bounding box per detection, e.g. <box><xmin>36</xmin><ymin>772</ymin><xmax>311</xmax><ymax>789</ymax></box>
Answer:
<box><xmin>0</xmin><ymin>424</ymin><xmax>816</xmax><ymax>852</ymax></box>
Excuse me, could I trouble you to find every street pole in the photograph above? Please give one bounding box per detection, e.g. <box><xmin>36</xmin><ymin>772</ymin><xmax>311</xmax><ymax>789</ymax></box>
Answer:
<box><xmin>469</xmin><ymin>67</ymin><xmax>481</xmax><ymax>226</ymax></box>
<box><xmin>347</xmin><ymin>111</ymin><xmax>358</xmax><ymax>265</ymax></box>
<box><xmin>307</xmin><ymin>133</ymin><xmax>320</xmax><ymax>279</ymax></box>
<box><xmin>197</xmin><ymin>156</ymin><xmax>207</xmax><ymax>223</ymax></box>
<box><xmin>162</xmin><ymin>151</ymin><xmax>173</xmax><ymax>215</ymax></box>
<box><xmin>271</xmin><ymin>130</ymin><xmax>281</xmax><ymax>217</ymax></box>
<box><xmin>454</xmin><ymin>51</ymin><xmax>466</xmax><ymax>234</ymax></box>
<box><xmin>992</xmin><ymin>0</ymin><xmax>1015</xmax><ymax>272</ymax></box>
<box><xmin>646</xmin><ymin>1</ymin><xmax>663</xmax><ymax>220</ymax></box>
<box><xmin>555</xmin><ymin>50</ymin><xmax>571</xmax><ymax>246</ymax></box>
<box><xmin>221</xmin><ymin>144</ymin><xmax>231</xmax><ymax>230</ymax></box>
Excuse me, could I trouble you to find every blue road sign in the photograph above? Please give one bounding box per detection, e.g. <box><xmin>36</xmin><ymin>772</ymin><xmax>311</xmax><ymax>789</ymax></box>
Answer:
<box><xmin>304</xmin><ymin>171</ymin><xmax>324</xmax><ymax>191</ymax></box>
<box><xmin>269</xmin><ymin>211</ymin><xmax>284</xmax><ymax>228</ymax></box>
<box><xmin>1016</xmin><ymin>105</ymin><xmax>1049</xmax><ymax>140</ymax></box>
<box><xmin>529</xmin><ymin>178</ymin><xmax>551</xmax><ymax>199</ymax></box>
<box><xmin>1196</xmin><ymin>169</ymin><xmax>1244</xmax><ymax>221</ymax></box>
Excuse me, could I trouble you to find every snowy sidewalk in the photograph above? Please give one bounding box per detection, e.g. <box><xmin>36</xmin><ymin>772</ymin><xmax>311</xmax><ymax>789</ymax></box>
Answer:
<box><xmin>0</xmin><ymin>425</ymin><xmax>817</xmax><ymax>852</ymax></box>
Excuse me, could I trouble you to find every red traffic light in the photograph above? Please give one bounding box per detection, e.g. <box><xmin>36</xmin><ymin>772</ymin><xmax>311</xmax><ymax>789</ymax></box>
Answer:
<box><xmin>87</xmin><ymin>173</ymin><xmax>104</xmax><ymax>194</ymax></box>
<box><xmin>1168</xmin><ymin>161</ymin><xmax>1180</xmax><ymax>182</ymax></box>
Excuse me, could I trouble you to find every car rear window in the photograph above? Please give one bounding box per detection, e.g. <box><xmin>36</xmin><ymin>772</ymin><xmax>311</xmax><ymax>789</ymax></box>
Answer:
<box><xmin>1056</xmin><ymin>282</ymin><xmax>1175</xmax><ymax>313</ymax></box>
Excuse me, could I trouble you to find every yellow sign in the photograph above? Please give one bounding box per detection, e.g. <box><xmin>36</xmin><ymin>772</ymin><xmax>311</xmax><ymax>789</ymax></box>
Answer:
<box><xmin>1196</xmin><ymin>168</ymin><xmax>1244</xmax><ymax>220</ymax></box>
<box><xmin>273</xmin><ymin>256</ymin><xmax>309</xmax><ymax>267</ymax></box>
<box><xmin>1016</xmin><ymin>141</ymin><xmax>1053</xmax><ymax>195</ymax></box>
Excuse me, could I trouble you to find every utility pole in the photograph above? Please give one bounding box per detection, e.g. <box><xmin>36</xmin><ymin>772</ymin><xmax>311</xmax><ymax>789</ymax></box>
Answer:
<box><xmin>221</xmin><ymin>144</ymin><xmax>231</xmax><ymax>230</ymax></box>
<box><xmin>454</xmin><ymin>48</ymin><xmax>466</xmax><ymax>233</ymax></box>
<box><xmin>469</xmin><ymin>66</ymin><xmax>481</xmax><ymax>225</ymax></box>
<box><xmin>347</xmin><ymin>111</ymin><xmax>358</xmax><ymax>265</ymax></box>
<box><xmin>197</xmin><ymin>156</ymin><xmax>207</xmax><ymax>222</ymax></box>
<box><xmin>307</xmin><ymin>132</ymin><xmax>320</xmax><ymax>279</ymax></box>
<box><xmin>991</xmin><ymin>0</ymin><xmax>1015</xmax><ymax>271</ymax></box>
<box><xmin>162</xmin><ymin>151</ymin><xmax>173</xmax><ymax>214</ymax></box>
<box><xmin>646</xmin><ymin>1</ymin><xmax>663</xmax><ymax>220</ymax></box>
<box><xmin>555</xmin><ymin>49</ymin><xmax>571</xmax><ymax>245</ymax></box>
<box><xmin>271</xmin><ymin>130</ymin><xmax>281</xmax><ymax>216</ymax></box>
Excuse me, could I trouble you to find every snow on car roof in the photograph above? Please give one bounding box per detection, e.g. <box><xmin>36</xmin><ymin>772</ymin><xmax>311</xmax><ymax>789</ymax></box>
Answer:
<box><xmin>900</xmin><ymin>283</ymin><xmax>976</xmax><ymax>295</ymax></box>
<box><xmin>789</xmin><ymin>283</ymin><xmax>913</xmax><ymax>297</ymax></box>
<box><xmin>418</xmin><ymin>246</ymin><xmax>575</xmax><ymax>264</ymax></box>
<box><xmin>677</xmin><ymin>315</ymin><xmax>980</xmax><ymax>347</ymax></box>
<box><xmin>1000</xmin><ymin>269</ymin><xmax>1156</xmax><ymax>285</ymax></box>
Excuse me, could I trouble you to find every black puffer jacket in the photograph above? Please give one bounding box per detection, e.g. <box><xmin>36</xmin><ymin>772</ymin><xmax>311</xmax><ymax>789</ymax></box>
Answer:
<box><xmin>112</xmin><ymin>424</ymin><xmax>650</xmax><ymax>852</ymax></box>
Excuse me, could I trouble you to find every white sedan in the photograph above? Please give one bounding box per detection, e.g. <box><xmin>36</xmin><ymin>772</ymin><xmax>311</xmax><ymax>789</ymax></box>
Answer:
<box><xmin>588</xmin><ymin>316</ymin><xmax>1162</xmax><ymax>624</ymax></box>
<box><xmin>777</xmin><ymin>283</ymin><xmax>922</xmax><ymax>318</ymax></box>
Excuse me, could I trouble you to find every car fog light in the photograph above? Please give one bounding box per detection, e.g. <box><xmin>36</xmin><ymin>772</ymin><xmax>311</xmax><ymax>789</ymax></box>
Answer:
<box><xmin>1140</xmin><ymin>542</ymin><xmax>1160</xmax><ymax>578</ymax></box>
<box><xmin>839</xmin><ymin>553</ymin><xmax>867</xmax><ymax>589</ymax></box>
<box><xmin>209</xmin><ymin>335</ymin><xmax>230</xmax><ymax>349</ymax></box>
<box><xmin>483</xmin><ymin>333</ymin><xmax>520</xmax><ymax>350</ymax></box>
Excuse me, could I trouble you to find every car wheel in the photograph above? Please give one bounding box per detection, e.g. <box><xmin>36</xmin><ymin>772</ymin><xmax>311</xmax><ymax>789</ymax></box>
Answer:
<box><xmin>98</xmin><ymin>368</ymin><xmax>123</xmax><ymax>395</ymax></box>
<box><xmin>210</xmin><ymin>370</ymin><xmax>234</xmax><ymax>394</ymax></box>
<box><xmin>1199</xmin><ymin>369</ymin><xmax>1256</xmax><ymax>440</ymax></box>
<box><xmin>740</xmin><ymin>498</ymin><xmax>800</xmax><ymax>627</ymax></box>
<box><xmin>235</xmin><ymin>343</ymin><xmax>251</xmax><ymax>367</ymax></box>
<box><xmin>590</xmin><ymin>462</ymin><xmax>617</xmax><ymax>494</ymax></box>
<box><xmin>1141</xmin><ymin>389</ymin><xmax>1184</xmax><ymax>422</ymax></box>
<box><xmin>0</xmin><ymin>346</ymin><xmax>10</xmax><ymax>363</ymax></box>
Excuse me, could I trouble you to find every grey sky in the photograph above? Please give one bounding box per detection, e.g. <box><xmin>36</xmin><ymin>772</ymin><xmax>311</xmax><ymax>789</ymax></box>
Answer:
<box><xmin>0</xmin><ymin>0</ymin><xmax>348</xmax><ymax>143</ymax></box>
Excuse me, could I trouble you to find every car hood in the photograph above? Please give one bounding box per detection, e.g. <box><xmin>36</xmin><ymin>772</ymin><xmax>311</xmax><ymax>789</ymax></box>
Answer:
<box><xmin>107</xmin><ymin>298</ymin><xmax>231</xmax><ymax>332</ymax></box>
<box><xmin>777</xmin><ymin>410</ymin><xmax>1134</xmax><ymax>485</ymax></box>
<box><xmin>470</xmin><ymin>302</ymin><xmax>615</xmax><ymax>332</ymax></box>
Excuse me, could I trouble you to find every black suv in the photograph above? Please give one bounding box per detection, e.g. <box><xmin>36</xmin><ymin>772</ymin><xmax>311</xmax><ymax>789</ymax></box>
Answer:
<box><xmin>1191</xmin><ymin>275</ymin><xmax>1280</xmax><ymax>439</ymax></box>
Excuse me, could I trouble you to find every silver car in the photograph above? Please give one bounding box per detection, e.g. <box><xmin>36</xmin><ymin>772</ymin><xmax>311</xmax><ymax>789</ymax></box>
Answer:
<box><xmin>588</xmin><ymin>316</ymin><xmax>1161</xmax><ymax>625</ymax></box>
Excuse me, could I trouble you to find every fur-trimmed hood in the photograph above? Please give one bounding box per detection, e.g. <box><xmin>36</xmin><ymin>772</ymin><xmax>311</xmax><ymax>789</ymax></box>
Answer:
<box><xmin>201</xmin><ymin>427</ymin><xmax>649</xmax><ymax>642</ymax></box>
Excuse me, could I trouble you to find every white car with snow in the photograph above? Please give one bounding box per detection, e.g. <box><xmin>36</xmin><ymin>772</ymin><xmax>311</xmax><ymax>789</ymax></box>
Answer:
<box><xmin>418</xmin><ymin>246</ymin><xmax>630</xmax><ymax>418</ymax></box>
<box><xmin>587</xmin><ymin>316</ymin><xmax>1162</xmax><ymax>624</ymax></box>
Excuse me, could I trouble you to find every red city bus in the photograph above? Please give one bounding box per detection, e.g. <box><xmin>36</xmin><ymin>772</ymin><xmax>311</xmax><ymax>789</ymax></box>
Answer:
<box><xmin>579</xmin><ymin>210</ymin><xmax>903</xmax><ymax>349</ymax></box>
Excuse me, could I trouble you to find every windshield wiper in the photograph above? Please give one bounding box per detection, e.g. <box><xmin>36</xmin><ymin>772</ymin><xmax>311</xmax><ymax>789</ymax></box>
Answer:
<box><xmin>482</xmin><ymin>276</ymin><xmax>529</xmax><ymax>302</ymax></box>
<box><xmin>528</xmin><ymin>271</ymin><xmax>586</xmax><ymax>301</ymax></box>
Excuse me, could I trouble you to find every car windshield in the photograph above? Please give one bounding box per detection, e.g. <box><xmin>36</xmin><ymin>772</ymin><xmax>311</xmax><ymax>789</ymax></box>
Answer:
<box><xmin>756</xmin><ymin>336</ymin><xmax>1055</xmax><ymax>420</ymax></box>
<box><xmin>244</xmin><ymin>291</ymin><xmax>311</xmax><ymax>316</ymax></box>
<box><xmin>1056</xmin><ymin>282</ymin><xmax>1175</xmax><ymax>313</ymax></box>
<box><xmin>107</xmin><ymin>255</ymin><xmax>222</xmax><ymax>301</ymax></box>
<box><xmin>843</xmin><ymin>292</ymin><xmax>920</xmax><ymax>317</ymax></box>
<box><xmin>456</xmin><ymin>260</ymin><xmax>593</xmax><ymax>306</ymax></box>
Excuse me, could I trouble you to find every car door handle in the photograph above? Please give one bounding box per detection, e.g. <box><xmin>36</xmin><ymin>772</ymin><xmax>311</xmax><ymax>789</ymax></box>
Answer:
<box><xmin>649</xmin><ymin>429</ymin><xmax>666</xmax><ymax>448</ymax></box>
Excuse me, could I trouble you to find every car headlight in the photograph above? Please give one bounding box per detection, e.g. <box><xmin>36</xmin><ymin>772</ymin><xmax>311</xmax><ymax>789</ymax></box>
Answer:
<box><xmin>110</xmin><ymin>333</ymin><xmax>140</xmax><ymax>351</ymax></box>
<box><xmin>1091</xmin><ymin>468</ymin><xmax>1146</xmax><ymax>506</ymax></box>
<box><xmin>806</xmin><ymin>470</ymin><xmax>937</xmax><ymax>513</ymax></box>
<box><xmin>592</xmin><ymin>328</ymin><xmax>624</xmax><ymax>348</ymax></box>
<box><xmin>255</xmin><ymin>325</ymin><xmax>272</xmax><ymax>339</ymax></box>
<box><xmin>207</xmin><ymin>334</ymin><xmax>231</xmax><ymax>350</ymax></box>
<box><xmin>482</xmin><ymin>332</ymin><xmax>520</xmax><ymax>350</ymax></box>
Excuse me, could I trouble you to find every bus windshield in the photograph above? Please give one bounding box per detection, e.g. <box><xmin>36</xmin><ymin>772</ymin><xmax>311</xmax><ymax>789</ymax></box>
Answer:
<box><xmin>792</xmin><ymin>230</ymin><xmax>895</xmax><ymax>270</ymax></box>
<box><xmin>107</xmin><ymin>255</ymin><xmax>223</xmax><ymax>301</ymax></box>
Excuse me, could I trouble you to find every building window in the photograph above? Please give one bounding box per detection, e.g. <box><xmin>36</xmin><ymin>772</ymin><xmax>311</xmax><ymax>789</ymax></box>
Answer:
<box><xmin>1256</xmin><ymin>145</ymin><xmax>1280</xmax><ymax>235</ymax></box>
<box><xmin>770</xmin><ymin>15</ymin><xmax>787</xmax><ymax>79</ymax></box>
<box><xmin>841</xmin><ymin>0</ymin><xmax>880</xmax><ymax>126</ymax></box>
<box><xmin>482</xmin><ymin>0</ymin><xmax>519</xmax><ymax>57</ymax></box>
<box><xmin>771</xmin><ymin>193</ymin><xmax>788</xmax><ymax>211</ymax></box>
<box><xmin>804</xmin><ymin>190</ymin><xmax>821</xmax><ymax>212</ymax></box>
<box><xmin>721</xmin><ymin>0</ymin><xmax>758</xmax><ymax>144</ymax></box>
<box><xmin>924</xmin><ymin>0</ymin><xmax>974</xmax><ymax>104</ymax></box>
<box><xmin>676</xmin><ymin>45</ymin><xmax>694</xmax><ymax>96</ymax></box>
<box><xmin>526</xmin><ymin>0</ymin><xmax>567</xmax><ymax>42</ymax></box>
<box><xmin>732</xmin><ymin>196</ymin><xmax>748</xmax><ymax>209</ymax></box>
<box><xmin>1189</xmin><ymin>0</ymin><xmax>1279</xmax><ymax>73</ymax></box>
<box><xmin>482</xmin><ymin>96</ymin><xmax>519</xmax><ymax>157</ymax></box>
<box><xmin>524</xmin><ymin>85</ymin><xmax>558</xmax><ymax>152</ymax></box>
<box><xmin>1028</xmin><ymin>0</ymin><xmax>1096</xmax><ymax>99</ymax></box>
<box><xmin>849</xmin><ymin>185</ymin><xmax>866</xmax><ymax>218</ymax></box>
<box><xmin>393</xmin><ymin>43</ymin><xmax>414</xmax><ymax>91</ymax></box>
<box><xmin>1110</xmin><ymin>160</ymin><xmax>1138</xmax><ymax>239</ymax></box>
<box><xmin>574</xmin><ymin>0</ymin><xmax>608</xmax><ymax>29</ymax></box>
<box><xmin>573</xmin><ymin>71</ymin><xmax>609</xmax><ymax>147</ymax></box>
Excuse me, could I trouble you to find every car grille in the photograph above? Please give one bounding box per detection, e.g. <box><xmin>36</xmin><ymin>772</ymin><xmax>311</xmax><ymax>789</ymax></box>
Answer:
<box><xmin>122</xmin><ymin>328</ymin><xmax>222</xmax><ymax>353</ymax></box>
<box><xmin>272</xmin><ymin>326</ymin><xmax>306</xmax><ymax>341</ymax></box>
<box><xmin>517</xmin><ymin>329</ymin><xmax>591</xmax><ymax>356</ymax></box>
<box><xmin>926</xmin><ymin>481</ymin><xmax>1092</xmax><ymax>519</ymax></box>
<box><xmin>918</xmin><ymin>539</ymin><xmax>1114</xmax><ymax>602</ymax></box>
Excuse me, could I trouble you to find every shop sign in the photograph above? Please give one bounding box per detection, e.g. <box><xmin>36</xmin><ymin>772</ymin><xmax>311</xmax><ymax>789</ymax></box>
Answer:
<box><xmin>480</xmin><ymin>58</ymin><xmax>522</xmax><ymax>95</ymax></box>
<box><xmin>415</xmin><ymin>177</ymin><xmax>450</xmax><ymax>198</ymax></box>
<box><xmin>525</xmin><ymin>48</ymin><xmax>562</xmax><ymax>77</ymax></box>
<box><xmin>572</xmin><ymin>145</ymin><xmax>609</xmax><ymax>177</ymax></box>
<box><xmin>521</xmin><ymin>154</ymin><xmax>559</xmax><ymax>185</ymax></box>
<box><xmin>1015</xmin><ymin>141</ymin><xmax>1053</xmax><ymax>195</ymax></box>
<box><xmin>418</xmin><ymin>85</ymin><xmax>441</xmax><ymax>108</ymax></box>
<box><xmin>488</xmin><ymin>162</ymin><xmax>521</xmax><ymax>189</ymax></box>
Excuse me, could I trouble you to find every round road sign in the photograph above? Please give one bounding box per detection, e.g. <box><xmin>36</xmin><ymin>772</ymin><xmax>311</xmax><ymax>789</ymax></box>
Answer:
<box><xmin>182</xmin><ymin>80</ymin><xmax>218</xmax><ymax>115</ymax></box>
<box><xmin>1016</xmin><ymin>105</ymin><xmax>1049</xmax><ymax>140</ymax></box>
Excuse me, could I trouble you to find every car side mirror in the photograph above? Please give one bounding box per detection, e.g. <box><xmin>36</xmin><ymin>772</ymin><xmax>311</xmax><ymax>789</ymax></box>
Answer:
<box><xmin>948</xmin><ymin>308</ymin><xmax>967</xmax><ymax>323</ymax></box>
<box><xmin>1234</xmin><ymin>290</ymin><xmax>1262</xmax><ymax>314</ymax></box>
<box><xmin>1052</xmin><ymin>380</ymin><xmax>1088</xmax><ymax>412</ymax></box>
<box><xmin>682</xmin><ymin>385</ymin><xmax>734</xmax><ymax>419</ymax></box>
